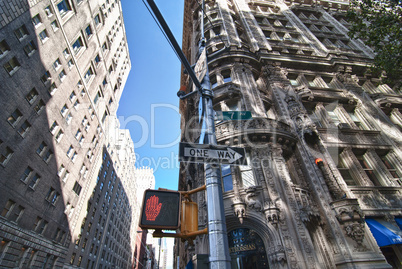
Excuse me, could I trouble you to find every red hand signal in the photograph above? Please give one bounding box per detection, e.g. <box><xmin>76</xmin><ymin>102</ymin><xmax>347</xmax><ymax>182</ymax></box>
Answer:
<box><xmin>145</xmin><ymin>195</ymin><xmax>162</xmax><ymax>221</ymax></box>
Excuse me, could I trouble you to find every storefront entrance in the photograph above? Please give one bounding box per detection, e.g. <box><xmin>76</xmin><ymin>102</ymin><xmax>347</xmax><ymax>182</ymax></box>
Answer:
<box><xmin>228</xmin><ymin>228</ymin><xmax>269</xmax><ymax>269</ymax></box>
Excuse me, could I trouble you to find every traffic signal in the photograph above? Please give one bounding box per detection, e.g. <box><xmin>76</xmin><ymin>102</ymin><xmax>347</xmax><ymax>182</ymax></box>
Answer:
<box><xmin>139</xmin><ymin>189</ymin><xmax>181</xmax><ymax>230</ymax></box>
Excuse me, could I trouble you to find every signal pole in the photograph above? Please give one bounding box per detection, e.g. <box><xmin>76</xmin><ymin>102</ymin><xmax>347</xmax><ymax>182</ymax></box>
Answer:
<box><xmin>145</xmin><ymin>0</ymin><xmax>231</xmax><ymax>268</ymax></box>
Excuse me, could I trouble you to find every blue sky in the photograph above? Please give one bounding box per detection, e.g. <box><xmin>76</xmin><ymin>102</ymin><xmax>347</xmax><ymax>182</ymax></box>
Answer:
<box><xmin>118</xmin><ymin>0</ymin><xmax>184</xmax><ymax>190</ymax></box>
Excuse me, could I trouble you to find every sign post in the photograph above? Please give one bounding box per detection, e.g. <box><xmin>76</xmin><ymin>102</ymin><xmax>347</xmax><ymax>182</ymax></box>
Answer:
<box><xmin>179</xmin><ymin>142</ymin><xmax>246</xmax><ymax>165</ymax></box>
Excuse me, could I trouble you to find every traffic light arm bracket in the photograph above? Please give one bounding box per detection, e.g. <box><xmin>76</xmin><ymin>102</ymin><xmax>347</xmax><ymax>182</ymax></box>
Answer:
<box><xmin>180</xmin><ymin>184</ymin><xmax>206</xmax><ymax>202</ymax></box>
<box><xmin>152</xmin><ymin>228</ymin><xmax>208</xmax><ymax>240</ymax></box>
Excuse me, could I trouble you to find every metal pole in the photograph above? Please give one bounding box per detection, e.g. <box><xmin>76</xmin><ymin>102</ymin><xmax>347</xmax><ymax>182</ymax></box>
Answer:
<box><xmin>199</xmin><ymin>0</ymin><xmax>231</xmax><ymax>267</ymax></box>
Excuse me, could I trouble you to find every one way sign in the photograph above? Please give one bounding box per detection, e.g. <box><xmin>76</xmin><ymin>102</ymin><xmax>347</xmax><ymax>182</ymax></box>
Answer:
<box><xmin>179</xmin><ymin>142</ymin><xmax>247</xmax><ymax>165</ymax></box>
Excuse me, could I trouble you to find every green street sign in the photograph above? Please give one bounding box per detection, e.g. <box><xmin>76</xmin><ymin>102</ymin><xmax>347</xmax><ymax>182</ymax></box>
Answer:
<box><xmin>215</xmin><ymin>111</ymin><xmax>252</xmax><ymax>121</ymax></box>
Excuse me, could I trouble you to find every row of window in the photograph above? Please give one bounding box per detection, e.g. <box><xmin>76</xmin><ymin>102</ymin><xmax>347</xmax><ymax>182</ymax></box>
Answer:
<box><xmin>0</xmin><ymin>238</ymin><xmax>61</xmax><ymax>268</ymax></box>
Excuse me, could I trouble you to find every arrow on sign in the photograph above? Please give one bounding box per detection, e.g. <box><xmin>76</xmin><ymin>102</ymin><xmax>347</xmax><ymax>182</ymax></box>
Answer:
<box><xmin>179</xmin><ymin>142</ymin><xmax>247</xmax><ymax>165</ymax></box>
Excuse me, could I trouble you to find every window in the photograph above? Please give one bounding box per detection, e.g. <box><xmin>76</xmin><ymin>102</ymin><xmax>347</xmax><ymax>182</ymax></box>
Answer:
<box><xmin>43</xmin><ymin>149</ymin><xmax>53</xmax><ymax>163</ymax></box>
<box><xmin>17</xmin><ymin>120</ymin><xmax>31</xmax><ymax>136</ymax></box>
<box><xmin>53</xmin><ymin>58</ymin><xmax>62</xmax><ymax>70</ymax></box>
<box><xmin>73</xmin><ymin>100</ymin><xmax>80</xmax><ymax>109</ymax></box>
<box><xmin>57</xmin><ymin>0</ymin><xmax>72</xmax><ymax>17</ymax></box>
<box><xmin>67</xmin><ymin>59</ymin><xmax>74</xmax><ymax>68</ymax></box>
<box><xmin>0</xmin><ymin>40</ymin><xmax>10</xmax><ymax>57</ymax></box>
<box><xmin>41</xmin><ymin>71</ymin><xmax>51</xmax><ymax>84</ymax></box>
<box><xmin>348</xmin><ymin>111</ymin><xmax>364</xmax><ymax>130</ymax></box>
<box><xmin>84</xmin><ymin>67</ymin><xmax>94</xmax><ymax>82</ymax></box>
<box><xmin>9</xmin><ymin>205</ymin><xmax>24</xmax><ymax>222</ymax></box>
<box><xmin>71</xmin><ymin>151</ymin><xmax>77</xmax><ymax>162</ymax></box>
<box><xmin>94</xmin><ymin>54</ymin><xmax>101</xmax><ymax>65</ymax></box>
<box><xmin>73</xmin><ymin>181</ymin><xmax>82</xmax><ymax>195</ymax></box>
<box><xmin>26</xmin><ymin>88</ymin><xmax>38</xmax><ymax>104</ymax></box>
<box><xmin>20</xmin><ymin>166</ymin><xmax>33</xmax><ymax>182</ymax></box>
<box><xmin>51</xmin><ymin>20</ymin><xmax>59</xmax><ymax>31</ymax></box>
<box><xmin>62</xmin><ymin>170</ymin><xmax>69</xmax><ymax>181</ymax></box>
<box><xmin>222</xmin><ymin>69</ymin><xmax>232</xmax><ymax>83</ymax></box>
<box><xmin>381</xmin><ymin>154</ymin><xmax>401</xmax><ymax>185</ymax></box>
<box><xmin>48</xmin><ymin>83</ymin><xmax>57</xmax><ymax>95</ymax></box>
<box><xmin>58</xmin><ymin>69</ymin><xmax>66</xmax><ymax>81</ymax></box>
<box><xmin>94</xmin><ymin>91</ymin><xmax>101</xmax><ymax>104</ymax></box>
<box><xmin>49</xmin><ymin>121</ymin><xmax>58</xmax><ymax>135</ymax></box>
<box><xmin>72</xmin><ymin>37</ymin><xmax>84</xmax><ymax>54</ymax></box>
<box><xmin>36</xmin><ymin>142</ymin><xmax>47</xmax><ymax>156</ymax></box>
<box><xmin>1</xmin><ymin>200</ymin><xmax>15</xmax><ymax>217</ymax></box>
<box><xmin>63</xmin><ymin>48</ymin><xmax>70</xmax><ymax>58</ymax></box>
<box><xmin>45</xmin><ymin>188</ymin><xmax>59</xmax><ymax>205</ymax></box>
<box><xmin>28</xmin><ymin>173</ymin><xmax>40</xmax><ymax>189</ymax></box>
<box><xmin>221</xmin><ymin>165</ymin><xmax>233</xmax><ymax>192</ymax></box>
<box><xmin>4</xmin><ymin>57</ymin><xmax>21</xmax><ymax>75</ymax></box>
<box><xmin>75</xmin><ymin>129</ymin><xmax>82</xmax><ymax>140</ymax></box>
<box><xmin>327</xmin><ymin>109</ymin><xmax>340</xmax><ymax>126</ymax></box>
<box><xmin>7</xmin><ymin>109</ymin><xmax>23</xmax><ymax>126</ymax></box>
<box><xmin>69</xmin><ymin>91</ymin><xmax>76</xmax><ymax>102</ymax></box>
<box><xmin>14</xmin><ymin>25</ymin><xmax>29</xmax><ymax>40</ymax></box>
<box><xmin>23</xmin><ymin>40</ymin><xmax>37</xmax><ymax>56</ymax></box>
<box><xmin>34</xmin><ymin>100</ymin><xmax>45</xmax><ymax>114</ymax></box>
<box><xmin>239</xmin><ymin>155</ymin><xmax>256</xmax><ymax>187</ymax></box>
<box><xmin>58</xmin><ymin>165</ymin><xmax>65</xmax><ymax>177</ymax></box>
<box><xmin>60</xmin><ymin>104</ymin><xmax>68</xmax><ymax>116</ymax></box>
<box><xmin>32</xmin><ymin>14</ymin><xmax>41</xmax><ymax>27</ymax></box>
<box><xmin>94</xmin><ymin>14</ymin><xmax>101</xmax><ymax>26</ymax></box>
<box><xmin>44</xmin><ymin>5</ymin><xmax>53</xmax><ymax>17</ymax></box>
<box><xmin>39</xmin><ymin>29</ymin><xmax>49</xmax><ymax>42</ymax></box>
<box><xmin>102</xmin><ymin>42</ymin><xmax>108</xmax><ymax>52</ymax></box>
<box><xmin>66</xmin><ymin>113</ymin><xmax>72</xmax><ymax>124</ymax></box>
<box><xmin>37</xmin><ymin>219</ymin><xmax>48</xmax><ymax>234</ymax></box>
<box><xmin>356</xmin><ymin>152</ymin><xmax>380</xmax><ymax>186</ymax></box>
<box><xmin>85</xmin><ymin>25</ymin><xmax>93</xmax><ymax>38</ymax></box>
<box><xmin>67</xmin><ymin>145</ymin><xmax>74</xmax><ymax>157</ymax></box>
<box><xmin>54</xmin><ymin>129</ymin><xmax>64</xmax><ymax>142</ymax></box>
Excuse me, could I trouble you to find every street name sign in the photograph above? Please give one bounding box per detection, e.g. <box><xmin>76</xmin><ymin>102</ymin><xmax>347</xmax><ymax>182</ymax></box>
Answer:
<box><xmin>215</xmin><ymin>111</ymin><xmax>252</xmax><ymax>121</ymax></box>
<box><xmin>179</xmin><ymin>142</ymin><xmax>247</xmax><ymax>165</ymax></box>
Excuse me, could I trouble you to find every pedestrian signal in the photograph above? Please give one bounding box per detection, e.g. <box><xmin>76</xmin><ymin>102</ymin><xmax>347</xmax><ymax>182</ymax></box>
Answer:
<box><xmin>139</xmin><ymin>189</ymin><xmax>181</xmax><ymax>230</ymax></box>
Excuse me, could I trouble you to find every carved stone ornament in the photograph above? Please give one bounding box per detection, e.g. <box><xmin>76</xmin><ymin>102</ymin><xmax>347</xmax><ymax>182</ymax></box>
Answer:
<box><xmin>245</xmin><ymin>187</ymin><xmax>262</xmax><ymax>212</ymax></box>
<box><xmin>263</xmin><ymin>200</ymin><xmax>280</xmax><ymax>225</ymax></box>
<box><xmin>299</xmin><ymin>205</ymin><xmax>321</xmax><ymax>226</ymax></box>
<box><xmin>331</xmin><ymin>199</ymin><xmax>367</xmax><ymax>248</ymax></box>
<box><xmin>232</xmin><ymin>197</ymin><xmax>246</xmax><ymax>224</ymax></box>
<box><xmin>345</xmin><ymin>223</ymin><xmax>366</xmax><ymax>247</ymax></box>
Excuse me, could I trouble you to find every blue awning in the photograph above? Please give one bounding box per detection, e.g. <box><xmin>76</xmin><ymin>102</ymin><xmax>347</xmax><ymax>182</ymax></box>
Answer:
<box><xmin>395</xmin><ymin>218</ymin><xmax>402</xmax><ymax>230</ymax></box>
<box><xmin>366</xmin><ymin>219</ymin><xmax>402</xmax><ymax>247</ymax></box>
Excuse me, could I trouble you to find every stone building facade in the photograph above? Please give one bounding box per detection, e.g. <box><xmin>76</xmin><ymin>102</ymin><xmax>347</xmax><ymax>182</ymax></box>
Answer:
<box><xmin>175</xmin><ymin>0</ymin><xmax>402</xmax><ymax>268</ymax></box>
<box><xmin>0</xmin><ymin>0</ymin><xmax>147</xmax><ymax>268</ymax></box>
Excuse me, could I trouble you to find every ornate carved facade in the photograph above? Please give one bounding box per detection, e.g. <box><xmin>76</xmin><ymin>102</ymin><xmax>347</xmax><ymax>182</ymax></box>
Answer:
<box><xmin>175</xmin><ymin>0</ymin><xmax>402</xmax><ymax>268</ymax></box>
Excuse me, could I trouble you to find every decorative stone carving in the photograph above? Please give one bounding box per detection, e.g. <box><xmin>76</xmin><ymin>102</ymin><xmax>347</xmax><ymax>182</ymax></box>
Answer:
<box><xmin>299</xmin><ymin>205</ymin><xmax>321</xmax><ymax>226</ymax></box>
<box><xmin>245</xmin><ymin>187</ymin><xmax>262</xmax><ymax>211</ymax></box>
<box><xmin>264</xmin><ymin>200</ymin><xmax>280</xmax><ymax>225</ymax></box>
<box><xmin>232</xmin><ymin>197</ymin><xmax>246</xmax><ymax>224</ymax></box>
<box><xmin>331</xmin><ymin>199</ymin><xmax>367</xmax><ymax>250</ymax></box>
<box><xmin>344</xmin><ymin>223</ymin><xmax>366</xmax><ymax>248</ymax></box>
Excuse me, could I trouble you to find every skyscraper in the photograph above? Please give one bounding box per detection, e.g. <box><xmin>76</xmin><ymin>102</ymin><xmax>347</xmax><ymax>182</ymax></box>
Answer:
<box><xmin>0</xmin><ymin>0</ymin><xmax>149</xmax><ymax>268</ymax></box>
<box><xmin>175</xmin><ymin>0</ymin><xmax>402</xmax><ymax>268</ymax></box>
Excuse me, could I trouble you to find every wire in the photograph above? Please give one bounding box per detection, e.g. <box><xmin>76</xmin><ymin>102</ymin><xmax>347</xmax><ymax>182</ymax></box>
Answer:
<box><xmin>141</xmin><ymin>0</ymin><xmax>182</xmax><ymax>63</ymax></box>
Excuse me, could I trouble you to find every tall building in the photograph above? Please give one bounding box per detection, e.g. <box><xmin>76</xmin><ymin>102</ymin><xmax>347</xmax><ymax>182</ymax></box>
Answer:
<box><xmin>0</xmin><ymin>0</ymin><xmax>146</xmax><ymax>268</ymax></box>
<box><xmin>175</xmin><ymin>0</ymin><xmax>402</xmax><ymax>268</ymax></box>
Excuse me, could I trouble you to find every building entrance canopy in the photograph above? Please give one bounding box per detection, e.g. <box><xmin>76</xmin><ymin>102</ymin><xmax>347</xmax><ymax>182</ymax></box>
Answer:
<box><xmin>366</xmin><ymin>219</ymin><xmax>402</xmax><ymax>247</ymax></box>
